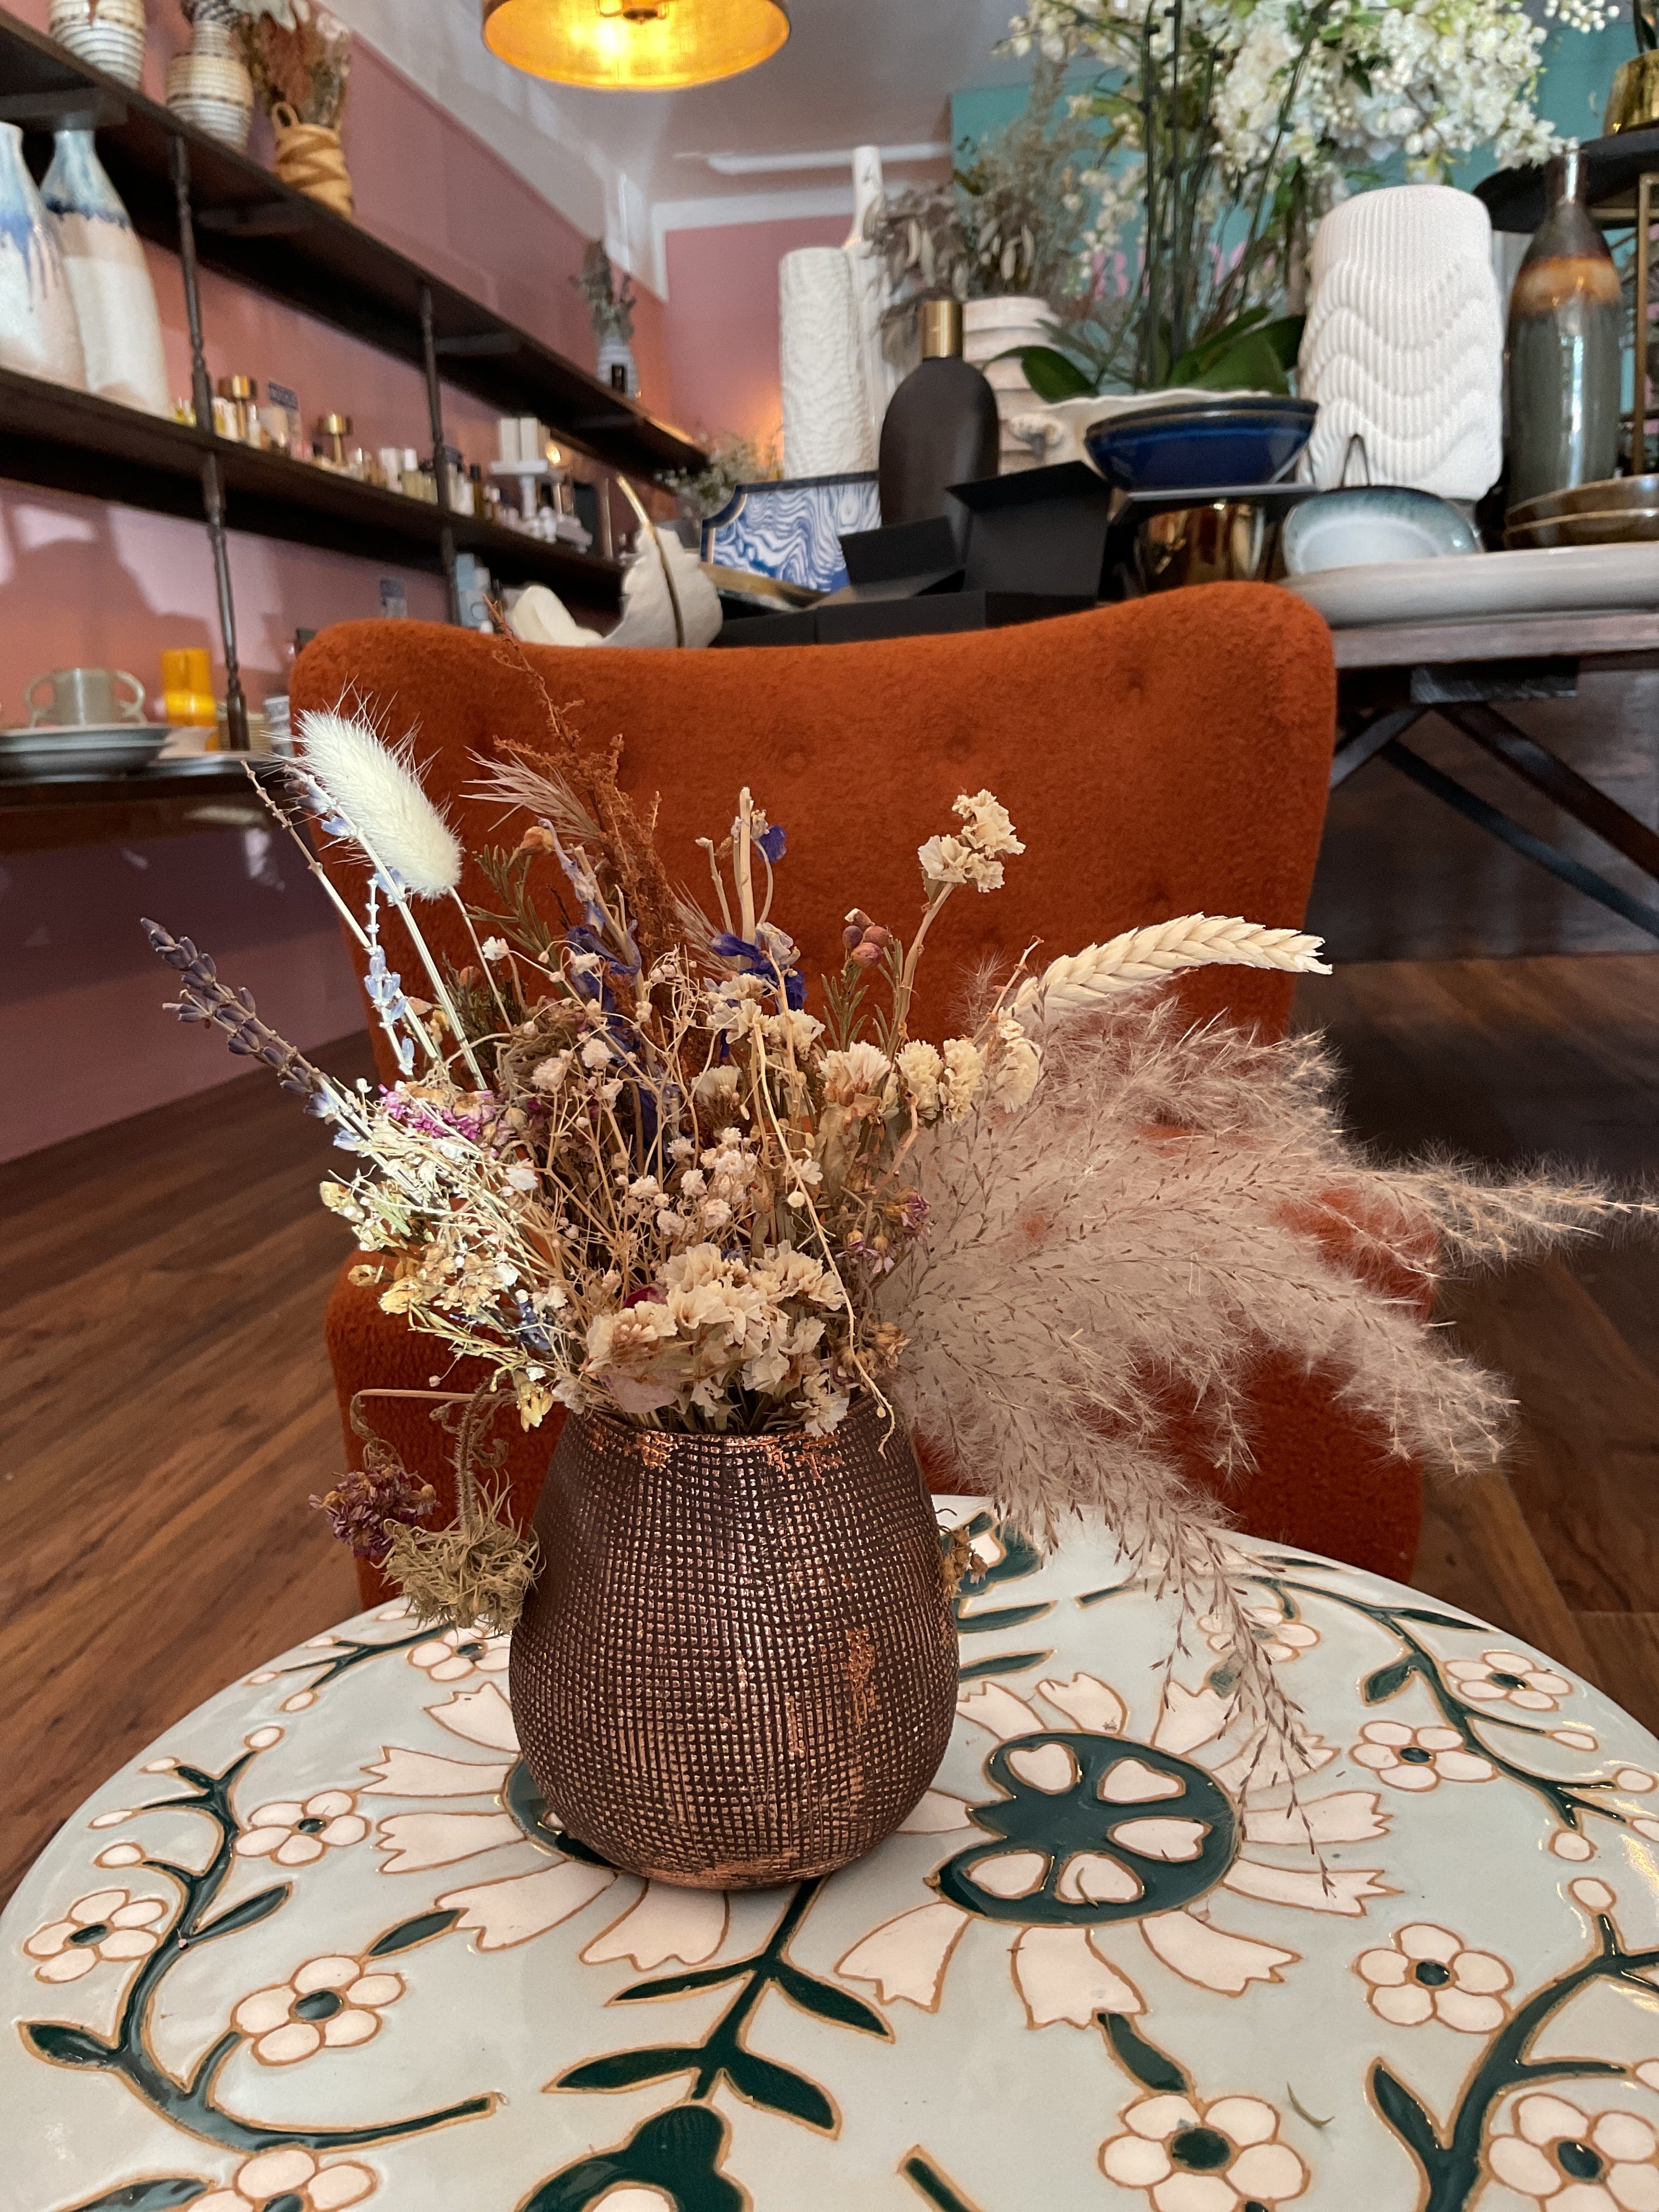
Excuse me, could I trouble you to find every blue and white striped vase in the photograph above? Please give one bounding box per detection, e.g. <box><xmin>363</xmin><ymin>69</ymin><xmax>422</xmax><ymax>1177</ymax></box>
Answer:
<box><xmin>40</xmin><ymin>129</ymin><xmax>170</xmax><ymax>415</ymax></box>
<box><xmin>0</xmin><ymin>122</ymin><xmax>86</xmax><ymax>390</ymax></box>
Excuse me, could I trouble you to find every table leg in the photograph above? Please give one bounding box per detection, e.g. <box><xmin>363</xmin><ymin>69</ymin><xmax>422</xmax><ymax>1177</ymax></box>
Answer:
<box><xmin>1330</xmin><ymin>705</ymin><xmax>1424</xmax><ymax>789</ymax></box>
<box><xmin>1439</xmin><ymin>701</ymin><xmax>1659</xmax><ymax>883</ymax></box>
<box><xmin>1379</xmin><ymin>738</ymin><xmax>1659</xmax><ymax>941</ymax></box>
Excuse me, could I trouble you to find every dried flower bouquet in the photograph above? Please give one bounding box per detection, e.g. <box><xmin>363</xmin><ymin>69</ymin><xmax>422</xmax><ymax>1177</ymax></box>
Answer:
<box><xmin>145</xmin><ymin>692</ymin><xmax>1638</xmax><ymax>1759</ymax></box>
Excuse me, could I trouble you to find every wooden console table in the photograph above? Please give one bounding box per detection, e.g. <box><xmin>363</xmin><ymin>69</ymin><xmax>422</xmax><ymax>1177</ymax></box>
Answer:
<box><xmin>1329</xmin><ymin>610</ymin><xmax>1659</xmax><ymax>943</ymax></box>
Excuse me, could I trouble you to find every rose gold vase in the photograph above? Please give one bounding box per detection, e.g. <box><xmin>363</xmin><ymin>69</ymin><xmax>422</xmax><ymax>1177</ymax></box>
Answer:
<box><xmin>509</xmin><ymin>1397</ymin><xmax>958</xmax><ymax>1889</ymax></box>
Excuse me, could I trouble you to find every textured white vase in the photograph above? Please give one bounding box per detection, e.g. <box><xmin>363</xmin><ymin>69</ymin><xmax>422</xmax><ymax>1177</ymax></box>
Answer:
<box><xmin>779</xmin><ymin>246</ymin><xmax>873</xmax><ymax>478</ymax></box>
<box><xmin>1299</xmin><ymin>185</ymin><xmax>1503</xmax><ymax>500</ymax></box>
<box><xmin>963</xmin><ymin>295</ymin><xmax>1059</xmax><ymax>473</ymax></box>
<box><xmin>42</xmin><ymin>129</ymin><xmax>170</xmax><ymax>415</ymax></box>
<box><xmin>49</xmin><ymin>0</ymin><xmax>146</xmax><ymax>87</ymax></box>
<box><xmin>596</xmin><ymin>334</ymin><xmax>638</xmax><ymax>397</ymax></box>
<box><xmin>844</xmin><ymin>144</ymin><xmax>898</xmax><ymax>459</ymax></box>
<box><xmin>0</xmin><ymin>122</ymin><xmax>86</xmax><ymax>391</ymax></box>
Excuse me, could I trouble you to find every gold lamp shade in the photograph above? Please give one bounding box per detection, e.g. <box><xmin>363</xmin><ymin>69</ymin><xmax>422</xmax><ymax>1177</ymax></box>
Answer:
<box><xmin>482</xmin><ymin>0</ymin><xmax>789</xmax><ymax>88</ymax></box>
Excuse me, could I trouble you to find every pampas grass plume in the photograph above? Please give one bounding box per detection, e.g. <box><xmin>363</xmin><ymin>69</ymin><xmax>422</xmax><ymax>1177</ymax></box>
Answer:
<box><xmin>299</xmin><ymin>709</ymin><xmax>461</xmax><ymax>898</ymax></box>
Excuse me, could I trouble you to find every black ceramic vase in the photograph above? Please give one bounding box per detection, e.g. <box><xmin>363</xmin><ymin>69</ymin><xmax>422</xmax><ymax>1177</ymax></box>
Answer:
<box><xmin>878</xmin><ymin>296</ymin><xmax>1000</xmax><ymax>528</ymax></box>
<box><xmin>1505</xmin><ymin>148</ymin><xmax>1622</xmax><ymax>511</ymax></box>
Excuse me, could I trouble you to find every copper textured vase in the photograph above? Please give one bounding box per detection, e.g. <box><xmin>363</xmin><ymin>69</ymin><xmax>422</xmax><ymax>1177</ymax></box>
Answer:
<box><xmin>509</xmin><ymin>1397</ymin><xmax>958</xmax><ymax>1888</ymax></box>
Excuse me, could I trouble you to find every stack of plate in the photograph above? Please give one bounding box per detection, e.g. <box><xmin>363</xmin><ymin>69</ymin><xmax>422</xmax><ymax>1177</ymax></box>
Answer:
<box><xmin>1506</xmin><ymin>475</ymin><xmax>1659</xmax><ymax>549</ymax></box>
<box><xmin>0</xmin><ymin>724</ymin><xmax>172</xmax><ymax>780</ymax></box>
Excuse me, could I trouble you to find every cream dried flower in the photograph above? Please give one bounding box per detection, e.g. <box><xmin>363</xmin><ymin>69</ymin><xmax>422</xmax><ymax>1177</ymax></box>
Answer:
<box><xmin>940</xmin><ymin>1037</ymin><xmax>986</xmax><ymax>1122</ymax></box>
<box><xmin>822</xmin><ymin>1041</ymin><xmax>894</xmax><ymax>1107</ymax></box>
<box><xmin>987</xmin><ymin>1017</ymin><xmax>1041</xmax><ymax>1111</ymax></box>
<box><xmin>918</xmin><ymin>833</ymin><xmax>1007</xmax><ymax>894</ymax></box>
<box><xmin>953</xmin><ymin>788</ymin><xmax>1025</xmax><ymax>857</ymax></box>
<box><xmin>896</xmin><ymin>1039</ymin><xmax>944</xmax><ymax>1119</ymax></box>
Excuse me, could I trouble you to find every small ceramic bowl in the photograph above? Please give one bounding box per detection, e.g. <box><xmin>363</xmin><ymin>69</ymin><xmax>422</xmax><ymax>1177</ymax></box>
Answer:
<box><xmin>1086</xmin><ymin>397</ymin><xmax>1317</xmax><ymax>493</ymax></box>
<box><xmin>1280</xmin><ymin>487</ymin><xmax>1479</xmax><ymax>576</ymax></box>
<box><xmin>1136</xmin><ymin>500</ymin><xmax>1276</xmax><ymax>592</ymax></box>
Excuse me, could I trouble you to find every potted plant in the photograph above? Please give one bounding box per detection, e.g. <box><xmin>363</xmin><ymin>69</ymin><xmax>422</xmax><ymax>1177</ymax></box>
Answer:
<box><xmin>573</xmin><ymin>239</ymin><xmax>638</xmax><ymax>396</ymax></box>
<box><xmin>145</xmin><ymin>683</ymin><xmax>1634</xmax><ymax>1887</ymax></box>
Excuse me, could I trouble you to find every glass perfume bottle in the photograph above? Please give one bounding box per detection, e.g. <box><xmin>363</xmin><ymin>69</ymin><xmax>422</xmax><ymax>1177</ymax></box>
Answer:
<box><xmin>877</xmin><ymin>296</ymin><xmax>1000</xmax><ymax>528</ymax></box>
<box><xmin>1505</xmin><ymin>148</ymin><xmax>1622</xmax><ymax>510</ymax></box>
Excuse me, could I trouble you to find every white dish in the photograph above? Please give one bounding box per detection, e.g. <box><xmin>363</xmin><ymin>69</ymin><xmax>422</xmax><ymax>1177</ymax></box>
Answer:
<box><xmin>0</xmin><ymin>723</ymin><xmax>171</xmax><ymax>777</ymax></box>
<box><xmin>1279</xmin><ymin>540</ymin><xmax>1659</xmax><ymax>627</ymax></box>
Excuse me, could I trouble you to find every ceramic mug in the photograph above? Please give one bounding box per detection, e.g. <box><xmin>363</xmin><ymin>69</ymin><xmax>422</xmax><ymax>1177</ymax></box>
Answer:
<box><xmin>27</xmin><ymin>666</ymin><xmax>146</xmax><ymax>727</ymax></box>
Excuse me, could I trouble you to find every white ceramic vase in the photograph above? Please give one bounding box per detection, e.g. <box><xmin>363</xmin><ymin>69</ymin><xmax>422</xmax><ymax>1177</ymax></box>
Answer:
<box><xmin>0</xmin><ymin>122</ymin><xmax>87</xmax><ymax>390</ymax></box>
<box><xmin>778</xmin><ymin>245</ymin><xmax>873</xmax><ymax>477</ymax></box>
<box><xmin>1298</xmin><ymin>184</ymin><xmax>1503</xmax><ymax>500</ymax></box>
<box><xmin>48</xmin><ymin>0</ymin><xmax>146</xmax><ymax>87</ymax></box>
<box><xmin>41</xmin><ymin>129</ymin><xmax>170</xmax><ymax>415</ymax></box>
<box><xmin>166</xmin><ymin>13</ymin><xmax>253</xmax><ymax>151</ymax></box>
<box><xmin>596</xmin><ymin>333</ymin><xmax>637</xmax><ymax>397</ymax></box>
<box><xmin>963</xmin><ymin>295</ymin><xmax>1058</xmax><ymax>473</ymax></box>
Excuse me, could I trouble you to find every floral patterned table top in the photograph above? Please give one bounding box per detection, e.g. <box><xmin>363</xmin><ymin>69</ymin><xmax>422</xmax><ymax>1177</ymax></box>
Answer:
<box><xmin>8</xmin><ymin>1505</ymin><xmax>1659</xmax><ymax>2212</ymax></box>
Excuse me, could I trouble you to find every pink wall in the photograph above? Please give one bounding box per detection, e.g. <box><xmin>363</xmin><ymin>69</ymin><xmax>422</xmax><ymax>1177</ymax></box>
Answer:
<box><xmin>2</xmin><ymin>5</ymin><xmax>676</xmax><ymax>1162</ymax></box>
<box><xmin>662</xmin><ymin>215</ymin><xmax>853</xmax><ymax>449</ymax></box>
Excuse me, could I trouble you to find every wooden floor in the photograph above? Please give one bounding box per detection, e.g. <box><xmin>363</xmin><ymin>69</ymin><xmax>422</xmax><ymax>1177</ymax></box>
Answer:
<box><xmin>2</xmin><ymin>956</ymin><xmax>1655</xmax><ymax>1909</ymax></box>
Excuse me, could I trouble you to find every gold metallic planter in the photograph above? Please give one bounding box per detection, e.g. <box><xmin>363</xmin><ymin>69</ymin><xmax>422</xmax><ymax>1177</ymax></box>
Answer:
<box><xmin>509</xmin><ymin>1398</ymin><xmax>958</xmax><ymax>1889</ymax></box>
<box><xmin>1605</xmin><ymin>52</ymin><xmax>1659</xmax><ymax>134</ymax></box>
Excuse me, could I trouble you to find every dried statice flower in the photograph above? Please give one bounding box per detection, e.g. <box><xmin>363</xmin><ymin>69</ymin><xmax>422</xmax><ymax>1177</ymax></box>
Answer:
<box><xmin>310</xmin><ymin>1455</ymin><xmax>438</xmax><ymax>1563</ymax></box>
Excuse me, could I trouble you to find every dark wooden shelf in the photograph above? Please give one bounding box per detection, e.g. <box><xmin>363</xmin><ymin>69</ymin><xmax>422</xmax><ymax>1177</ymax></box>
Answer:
<box><xmin>1477</xmin><ymin>127</ymin><xmax>1659</xmax><ymax>232</ymax></box>
<box><xmin>0</xmin><ymin>755</ymin><xmax>285</xmax><ymax>850</ymax></box>
<box><xmin>0</xmin><ymin>4</ymin><xmax>704</xmax><ymax>481</ymax></box>
<box><xmin>0</xmin><ymin>364</ymin><xmax>625</xmax><ymax>607</ymax></box>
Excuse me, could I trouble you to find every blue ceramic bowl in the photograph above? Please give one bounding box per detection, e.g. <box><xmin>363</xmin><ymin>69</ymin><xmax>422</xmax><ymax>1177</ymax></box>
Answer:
<box><xmin>1085</xmin><ymin>397</ymin><xmax>1318</xmax><ymax>493</ymax></box>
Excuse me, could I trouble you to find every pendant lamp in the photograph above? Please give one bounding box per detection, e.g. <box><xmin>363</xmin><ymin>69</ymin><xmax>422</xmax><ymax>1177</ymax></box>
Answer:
<box><xmin>482</xmin><ymin>0</ymin><xmax>789</xmax><ymax>89</ymax></box>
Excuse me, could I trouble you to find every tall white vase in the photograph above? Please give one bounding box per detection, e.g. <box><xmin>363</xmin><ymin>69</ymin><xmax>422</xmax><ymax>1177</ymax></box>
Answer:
<box><xmin>0</xmin><ymin>122</ymin><xmax>86</xmax><ymax>390</ymax></box>
<box><xmin>41</xmin><ymin>129</ymin><xmax>170</xmax><ymax>416</ymax></box>
<box><xmin>779</xmin><ymin>246</ymin><xmax>873</xmax><ymax>478</ymax></box>
<box><xmin>1298</xmin><ymin>185</ymin><xmax>1503</xmax><ymax>500</ymax></box>
<box><xmin>844</xmin><ymin>144</ymin><xmax>898</xmax><ymax>458</ymax></box>
<box><xmin>963</xmin><ymin>295</ymin><xmax>1059</xmax><ymax>474</ymax></box>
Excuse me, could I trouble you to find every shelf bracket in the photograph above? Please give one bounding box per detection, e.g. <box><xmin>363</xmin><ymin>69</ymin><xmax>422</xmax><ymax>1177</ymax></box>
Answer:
<box><xmin>419</xmin><ymin>281</ymin><xmax>462</xmax><ymax>627</ymax></box>
<box><xmin>171</xmin><ymin>132</ymin><xmax>249</xmax><ymax>752</ymax></box>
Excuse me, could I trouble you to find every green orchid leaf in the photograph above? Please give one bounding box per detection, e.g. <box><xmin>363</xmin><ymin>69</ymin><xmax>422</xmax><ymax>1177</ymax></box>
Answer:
<box><xmin>64</xmin><ymin>2187</ymin><xmax>207</xmax><ymax>2211</ymax></box>
<box><xmin>556</xmin><ymin>2045</ymin><xmax>700</xmax><ymax>2092</ymax></box>
<box><xmin>1363</xmin><ymin>1657</ymin><xmax>1419</xmax><ymax>1703</ymax></box>
<box><xmin>774</xmin><ymin>1962</ymin><xmax>891</xmax><ymax>2038</ymax></box>
<box><xmin>612</xmin><ymin>1960</ymin><xmax>751</xmax><ymax>2003</ymax></box>
<box><xmin>721</xmin><ymin>2046</ymin><xmax>836</xmax><ymax>2130</ymax></box>
<box><xmin>25</xmin><ymin>2021</ymin><xmax>117</xmax><ymax>2068</ymax></box>
<box><xmin>196</xmin><ymin>1885</ymin><xmax>288</xmax><ymax>1942</ymax></box>
<box><xmin>367</xmin><ymin>1906</ymin><xmax>463</xmax><ymax>1955</ymax></box>
<box><xmin>1102</xmin><ymin>2012</ymin><xmax>1192</xmax><ymax>2095</ymax></box>
<box><xmin>1371</xmin><ymin>2062</ymin><xmax>1444</xmax><ymax>2168</ymax></box>
<box><xmin>1010</xmin><ymin>344</ymin><xmax>1098</xmax><ymax>401</ymax></box>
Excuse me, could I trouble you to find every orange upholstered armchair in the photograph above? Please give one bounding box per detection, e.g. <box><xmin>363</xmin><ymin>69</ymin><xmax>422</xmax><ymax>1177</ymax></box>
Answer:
<box><xmin>294</xmin><ymin>586</ymin><xmax>1426</xmax><ymax>1607</ymax></box>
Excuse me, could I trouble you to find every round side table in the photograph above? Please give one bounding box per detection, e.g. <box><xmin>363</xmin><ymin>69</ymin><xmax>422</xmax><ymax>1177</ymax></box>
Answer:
<box><xmin>6</xmin><ymin>1510</ymin><xmax>1659</xmax><ymax>2211</ymax></box>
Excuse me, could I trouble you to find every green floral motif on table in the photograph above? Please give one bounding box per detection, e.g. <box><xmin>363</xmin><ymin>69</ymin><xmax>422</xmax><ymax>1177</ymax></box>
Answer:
<box><xmin>14</xmin><ymin>1532</ymin><xmax>1659</xmax><ymax>2212</ymax></box>
<box><xmin>935</xmin><ymin>1733</ymin><xmax>1238</xmax><ymax>1927</ymax></box>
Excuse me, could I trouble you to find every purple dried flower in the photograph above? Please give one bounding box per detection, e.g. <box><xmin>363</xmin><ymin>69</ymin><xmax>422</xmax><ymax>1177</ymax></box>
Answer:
<box><xmin>311</xmin><ymin>1460</ymin><xmax>438</xmax><ymax>1563</ymax></box>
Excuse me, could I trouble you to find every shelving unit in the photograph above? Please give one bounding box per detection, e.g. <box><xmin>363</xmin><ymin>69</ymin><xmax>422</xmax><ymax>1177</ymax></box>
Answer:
<box><xmin>0</xmin><ymin>2</ymin><xmax>706</xmax><ymax>761</ymax></box>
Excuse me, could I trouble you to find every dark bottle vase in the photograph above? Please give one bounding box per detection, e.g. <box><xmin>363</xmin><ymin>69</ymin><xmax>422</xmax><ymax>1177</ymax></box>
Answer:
<box><xmin>1505</xmin><ymin>148</ymin><xmax>1622</xmax><ymax>511</ymax></box>
<box><xmin>509</xmin><ymin>1395</ymin><xmax>960</xmax><ymax>1890</ymax></box>
<box><xmin>878</xmin><ymin>297</ymin><xmax>1000</xmax><ymax>528</ymax></box>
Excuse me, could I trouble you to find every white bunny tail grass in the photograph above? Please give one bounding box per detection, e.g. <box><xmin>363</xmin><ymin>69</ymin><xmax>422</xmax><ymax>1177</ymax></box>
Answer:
<box><xmin>298</xmin><ymin>708</ymin><xmax>461</xmax><ymax>898</ymax></box>
<box><xmin>885</xmin><ymin>990</ymin><xmax>1649</xmax><ymax>1762</ymax></box>
<box><xmin>1013</xmin><ymin>914</ymin><xmax>1330</xmax><ymax>1020</ymax></box>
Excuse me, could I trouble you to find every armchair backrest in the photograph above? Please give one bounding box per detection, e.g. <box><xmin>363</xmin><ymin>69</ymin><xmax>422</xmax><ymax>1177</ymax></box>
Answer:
<box><xmin>292</xmin><ymin>584</ymin><xmax>1335</xmax><ymax>1079</ymax></box>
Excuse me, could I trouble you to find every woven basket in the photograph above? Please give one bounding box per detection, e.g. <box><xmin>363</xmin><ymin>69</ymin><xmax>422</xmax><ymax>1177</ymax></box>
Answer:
<box><xmin>271</xmin><ymin>103</ymin><xmax>354</xmax><ymax>219</ymax></box>
<box><xmin>510</xmin><ymin>1397</ymin><xmax>958</xmax><ymax>1889</ymax></box>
